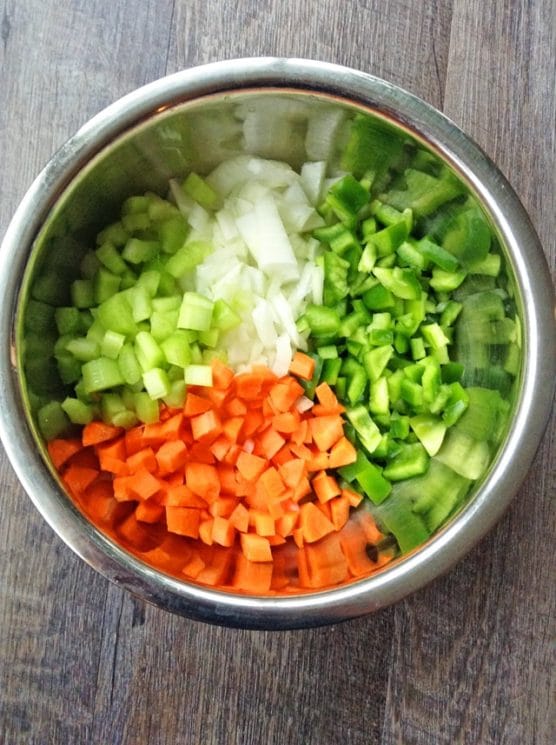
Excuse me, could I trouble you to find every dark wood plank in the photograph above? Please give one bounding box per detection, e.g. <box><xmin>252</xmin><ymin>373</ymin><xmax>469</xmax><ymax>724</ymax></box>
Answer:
<box><xmin>382</xmin><ymin>0</ymin><xmax>556</xmax><ymax>742</ymax></box>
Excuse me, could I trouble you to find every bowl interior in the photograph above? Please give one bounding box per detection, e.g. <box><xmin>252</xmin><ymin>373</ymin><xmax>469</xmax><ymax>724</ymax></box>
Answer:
<box><xmin>15</xmin><ymin>87</ymin><xmax>524</xmax><ymax>605</ymax></box>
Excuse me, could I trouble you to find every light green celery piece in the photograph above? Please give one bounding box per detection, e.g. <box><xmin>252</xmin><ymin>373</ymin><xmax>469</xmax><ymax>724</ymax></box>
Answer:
<box><xmin>61</xmin><ymin>397</ymin><xmax>93</xmax><ymax>425</ymax></box>
<box><xmin>142</xmin><ymin>368</ymin><xmax>171</xmax><ymax>400</ymax></box>
<box><xmin>177</xmin><ymin>292</ymin><xmax>214</xmax><ymax>332</ymax></box>
<box><xmin>134</xmin><ymin>392</ymin><xmax>160</xmax><ymax>423</ymax></box>
<box><xmin>165</xmin><ymin>241</ymin><xmax>212</xmax><ymax>278</ymax></box>
<box><xmin>184</xmin><ymin>364</ymin><xmax>213</xmax><ymax>387</ymax></box>
<box><xmin>118</xmin><ymin>344</ymin><xmax>142</xmax><ymax>385</ymax></box>
<box><xmin>134</xmin><ymin>331</ymin><xmax>165</xmax><ymax>372</ymax></box>
<box><xmin>82</xmin><ymin>357</ymin><xmax>125</xmax><ymax>393</ymax></box>
<box><xmin>163</xmin><ymin>379</ymin><xmax>187</xmax><ymax>409</ymax></box>
<box><xmin>161</xmin><ymin>331</ymin><xmax>192</xmax><ymax>368</ymax></box>
<box><xmin>65</xmin><ymin>337</ymin><xmax>99</xmax><ymax>362</ymax></box>
<box><xmin>101</xmin><ymin>330</ymin><xmax>125</xmax><ymax>360</ymax></box>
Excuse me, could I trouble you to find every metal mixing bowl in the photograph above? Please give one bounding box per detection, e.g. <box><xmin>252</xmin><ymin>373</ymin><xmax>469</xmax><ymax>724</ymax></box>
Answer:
<box><xmin>0</xmin><ymin>58</ymin><xmax>554</xmax><ymax>629</ymax></box>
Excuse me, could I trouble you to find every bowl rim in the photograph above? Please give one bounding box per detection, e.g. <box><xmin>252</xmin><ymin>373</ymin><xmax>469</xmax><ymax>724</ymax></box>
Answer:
<box><xmin>0</xmin><ymin>57</ymin><xmax>554</xmax><ymax>629</ymax></box>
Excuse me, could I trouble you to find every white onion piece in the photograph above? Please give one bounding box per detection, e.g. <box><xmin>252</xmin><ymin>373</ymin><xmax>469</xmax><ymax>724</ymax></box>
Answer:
<box><xmin>296</xmin><ymin>396</ymin><xmax>314</xmax><ymax>413</ymax></box>
<box><xmin>272</xmin><ymin>333</ymin><xmax>293</xmax><ymax>377</ymax></box>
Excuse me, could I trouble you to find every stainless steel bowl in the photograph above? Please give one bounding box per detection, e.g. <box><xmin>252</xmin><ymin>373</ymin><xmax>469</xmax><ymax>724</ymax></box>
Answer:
<box><xmin>0</xmin><ymin>58</ymin><xmax>554</xmax><ymax>629</ymax></box>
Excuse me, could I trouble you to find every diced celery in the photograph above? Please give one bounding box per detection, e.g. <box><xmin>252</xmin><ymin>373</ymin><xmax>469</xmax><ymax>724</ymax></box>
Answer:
<box><xmin>177</xmin><ymin>292</ymin><xmax>214</xmax><ymax>332</ymax></box>
<box><xmin>165</xmin><ymin>241</ymin><xmax>211</xmax><ymax>278</ymax></box>
<box><xmin>184</xmin><ymin>364</ymin><xmax>213</xmax><ymax>387</ymax></box>
<box><xmin>71</xmin><ymin>279</ymin><xmax>95</xmax><ymax>308</ymax></box>
<box><xmin>162</xmin><ymin>379</ymin><xmax>187</xmax><ymax>409</ymax></box>
<box><xmin>134</xmin><ymin>391</ymin><xmax>160</xmax><ymax>423</ymax></box>
<box><xmin>134</xmin><ymin>331</ymin><xmax>165</xmax><ymax>372</ymax></box>
<box><xmin>101</xmin><ymin>330</ymin><xmax>125</xmax><ymax>360</ymax></box>
<box><xmin>82</xmin><ymin>357</ymin><xmax>124</xmax><ymax>393</ymax></box>
<box><xmin>142</xmin><ymin>368</ymin><xmax>171</xmax><ymax>400</ymax></box>
<box><xmin>65</xmin><ymin>337</ymin><xmax>99</xmax><ymax>362</ymax></box>
<box><xmin>122</xmin><ymin>238</ymin><xmax>159</xmax><ymax>264</ymax></box>
<box><xmin>55</xmin><ymin>307</ymin><xmax>81</xmax><ymax>335</ymax></box>
<box><xmin>183</xmin><ymin>172</ymin><xmax>220</xmax><ymax>210</ymax></box>
<box><xmin>160</xmin><ymin>331</ymin><xmax>192</xmax><ymax>368</ymax></box>
<box><xmin>38</xmin><ymin>401</ymin><xmax>69</xmax><ymax>440</ymax></box>
<box><xmin>118</xmin><ymin>344</ymin><xmax>142</xmax><ymax>386</ymax></box>
<box><xmin>96</xmin><ymin>242</ymin><xmax>128</xmax><ymax>274</ymax></box>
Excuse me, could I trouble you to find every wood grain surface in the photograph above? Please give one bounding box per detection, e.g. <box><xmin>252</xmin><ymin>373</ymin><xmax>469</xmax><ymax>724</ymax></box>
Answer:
<box><xmin>0</xmin><ymin>1</ymin><xmax>554</xmax><ymax>743</ymax></box>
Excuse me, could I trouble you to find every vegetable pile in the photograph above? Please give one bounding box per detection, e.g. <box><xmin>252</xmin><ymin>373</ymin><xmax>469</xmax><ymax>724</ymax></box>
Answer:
<box><xmin>24</xmin><ymin>112</ymin><xmax>520</xmax><ymax>592</ymax></box>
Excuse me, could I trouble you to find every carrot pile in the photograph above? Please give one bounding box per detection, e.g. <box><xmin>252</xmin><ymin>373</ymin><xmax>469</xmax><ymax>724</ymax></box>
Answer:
<box><xmin>48</xmin><ymin>355</ymin><xmax>392</xmax><ymax>592</ymax></box>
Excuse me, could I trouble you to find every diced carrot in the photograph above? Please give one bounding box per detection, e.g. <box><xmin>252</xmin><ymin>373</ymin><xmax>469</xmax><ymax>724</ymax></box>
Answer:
<box><xmin>256</xmin><ymin>427</ymin><xmax>286</xmax><ymax>460</ymax></box>
<box><xmin>293</xmin><ymin>527</ymin><xmax>305</xmax><ymax>549</ymax></box>
<box><xmin>232</xmin><ymin>553</ymin><xmax>273</xmax><ymax>593</ymax></box>
<box><xmin>63</xmin><ymin>464</ymin><xmax>99</xmax><ymax>495</ymax></box>
<box><xmin>258</xmin><ymin>467</ymin><xmax>286</xmax><ymax>500</ymax></box>
<box><xmin>267</xmin><ymin>497</ymin><xmax>287</xmax><ymax>520</ymax></box>
<box><xmin>276</xmin><ymin>511</ymin><xmax>298</xmax><ymax>538</ymax></box>
<box><xmin>165</xmin><ymin>485</ymin><xmax>207</xmax><ymax>508</ymax></box>
<box><xmin>218</xmin><ymin>465</ymin><xmax>238</xmax><ymax>495</ymax></box>
<box><xmin>312</xmin><ymin>471</ymin><xmax>341</xmax><ymax>503</ymax></box>
<box><xmin>185</xmin><ymin>462</ymin><xmax>220</xmax><ymax>502</ymax></box>
<box><xmin>272</xmin><ymin>411</ymin><xmax>300</xmax><ymax>434</ymax></box>
<box><xmin>316</xmin><ymin>501</ymin><xmax>332</xmax><ymax>521</ymax></box>
<box><xmin>240</xmin><ymin>533</ymin><xmax>272</xmax><ymax>562</ymax></box>
<box><xmin>211</xmin><ymin>358</ymin><xmax>235</xmax><ymax>390</ymax></box>
<box><xmin>135</xmin><ymin>499</ymin><xmax>164</xmax><ymax>523</ymax></box>
<box><xmin>124</xmin><ymin>425</ymin><xmax>145</xmax><ymax>457</ymax></box>
<box><xmin>112</xmin><ymin>476</ymin><xmax>134</xmax><ymax>502</ymax></box>
<box><xmin>141</xmin><ymin>535</ymin><xmax>192</xmax><ymax>572</ymax></box>
<box><xmin>290</xmin><ymin>419</ymin><xmax>309</xmax><ymax>445</ymax></box>
<box><xmin>328</xmin><ymin>436</ymin><xmax>357</xmax><ymax>469</ymax></box>
<box><xmin>82</xmin><ymin>421</ymin><xmax>121</xmax><ymax>447</ymax></box>
<box><xmin>156</xmin><ymin>440</ymin><xmax>188</xmax><ymax>475</ymax></box>
<box><xmin>47</xmin><ymin>438</ymin><xmax>82</xmax><ymax>469</ymax></box>
<box><xmin>222</xmin><ymin>443</ymin><xmax>241</xmax><ymax>465</ymax></box>
<box><xmin>268</xmin><ymin>379</ymin><xmax>304</xmax><ymax>412</ymax></box>
<box><xmin>127</xmin><ymin>447</ymin><xmax>158</xmax><ymax>474</ymax></box>
<box><xmin>211</xmin><ymin>516</ymin><xmax>236</xmax><ymax>547</ymax></box>
<box><xmin>241</xmin><ymin>409</ymin><xmax>265</xmax><ymax>438</ymax></box>
<box><xmin>267</xmin><ymin>534</ymin><xmax>286</xmax><ymax>546</ymax></box>
<box><xmin>289</xmin><ymin>442</ymin><xmax>313</xmax><ymax>461</ymax></box>
<box><xmin>356</xmin><ymin>509</ymin><xmax>384</xmax><ymax>545</ymax></box>
<box><xmin>67</xmin><ymin>447</ymin><xmax>100</xmax><ymax>470</ymax></box>
<box><xmin>184</xmin><ymin>392</ymin><xmax>213</xmax><ymax>417</ymax></box>
<box><xmin>289</xmin><ymin>351</ymin><xmax>316</xmax><ymax>381</ymax></box>
<box><xmin>199</xmin><ymin>518</ymin><xmax>214</xmax><ymax>545</ymax></box>
<box><xmin>99</xmin><ymin>456</ymin><xmax>129</xmax><ymax>476</ymax></box>
<box><xmin>182</xmin><ymin>551</ymin><xmax>206</xmax><ymax>579</ymax></box>
<box><xmin>309</xmin><ymin>415</ymin><xmax>344</xmax><ymax>451</ymax></box>
<box><xmin>190</xmin><ymin>409</ymin><xmax>222</xmax><ymax>443</ymax></box>
<box><xmin>156</xmin><ymin>413</ymin><xmax>184</xmax><ymax>441</ymax></box>
<box><xmin>292</xmin><ymin>476</ymin><xmax>312</xmax><ymax>502</ymax></box>
<box><xmin>204</xmin><ymin>386</ymin><xmax>228</xmax><ymax>409</ymax></box>
<box><xmin>306</xmin><ymin>451</ymin><xmax>329</xmax><ymax>472</ymax></box>
<box><xmin>83</xmin><ymin>480</ymin><xmax>119</xmax><ymax>524</ymax></box>
<box><xmin>124</xmin><ymin>468</ymin><xmax>161</xmax><ymax>501</ymax></box>
<box><xmin>223</xmin><ymin>416</ymin><xmax>243</xmax><ymax>443</ymax></box>
<box><xmin>271</xmin><ymin>444</ymin><xmax>295</xmax><ymax>467</ymax></box>
<box><xmin>225</xmin><ymin>397</ymin><xmax>248</xmax><ymax>416</ymax></box>
<box><xmin>338</xmin><ymin>521</ymin><xmax>377</xmax><ymax>577</ymax></box>
<box><xmin>117</xmin><ymin>512</ymin><xmax>154</xmax><ymax>550</ymax></box>
<box><xmin>234</xmin><ymin>372</ymin><xmax>263</xmax><ymax>400</ymax></box>
<box><xmin>236</xmin><ymin>451</ymin><xmax>267</xmax><ymax>482</ymax></box>
<box><xmin>209</xmin><ymin>497</ymin><xmax>238</xmax><ymax>518</ymax></box>
<box><xmin>253</xmin><ymin>511</ymin><xmax>275</xmax><ymax>537</ymax></box>
<box><xmin>209</xmin><ymin>434</ymin><xmax>232</xmax><ymax>461</ymax></box>
<box><xmin>166</xmin><ymin>506</ymin><xmax>201</xmax><ymax>538</ymax></box>
<box><xmin>229</xmin><ymin>502</ymin><xmax>249</xmax><ymax>533</ymax></box>
<box><xmin>195</xmin><ymin>546</ymin><xmax>233</xmax><ymax>586</ymax></box>
<box><xmin>299</xmin><ymin>502</ymin><xmax>335</xmax><ymax>543</ymax></box>
<box><xmin>330</xmin><ymin>494</ymin><xmax>350</xmax><ymax>531</ymax></box>
<box><xmin>304</xmin><ymin>534</ymin><xmax>348</xmax><ymax>588</ymax></box>
<box><xmin>342</xmin><ymin>487</ymin><xmax>364</xmax><ymax>508</ymax></box>
<box><xmin>278</xmin><ymin>458</ymin><xmax>306</xmax><ymax>489</ymax></box>
<box><xmin>188</xmin><ymin>443</ymin><xmax>216</xmax><ymax>464</ymax></box>
<box><xmin>314</xmin><ymin>382</ymin><xmax>341</xmax><ymax>411</ymax></box>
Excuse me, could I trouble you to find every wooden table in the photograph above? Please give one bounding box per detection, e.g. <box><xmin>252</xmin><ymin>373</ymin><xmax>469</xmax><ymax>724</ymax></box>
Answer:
<box><xmin>1</xmin><ymin>2</ymin><xmax>554</xmax><ymax>743</ymax></box>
